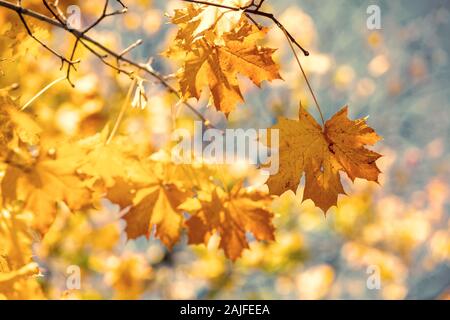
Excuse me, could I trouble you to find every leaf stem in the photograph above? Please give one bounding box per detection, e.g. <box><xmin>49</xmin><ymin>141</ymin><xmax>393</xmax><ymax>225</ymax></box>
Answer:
<box><xmin>282</xmin><ymin>29</ymin><xmax>325</xmax><ymax>126</ymax></box>
<box><xmin>21</xmin><ymin>76</ymin><xmax>66</xmax><ymax>111</ymax></box>
<box><xmin>106</xmin><ymin>78</ymin><xmax>137</xmax><ymax>145</ymax></box>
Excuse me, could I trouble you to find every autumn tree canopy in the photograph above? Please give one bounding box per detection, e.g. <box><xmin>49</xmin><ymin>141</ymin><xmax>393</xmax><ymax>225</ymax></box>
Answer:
<box><xmin>3</xmin><ymin>0</ymin><xmax>445</xmax><ymax>301</ymax></box>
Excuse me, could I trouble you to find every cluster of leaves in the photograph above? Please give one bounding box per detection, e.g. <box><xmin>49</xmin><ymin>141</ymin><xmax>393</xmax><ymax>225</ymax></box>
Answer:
<box><xmin>0</xmin><ymin>0</ymin><xmax>385</xmax><ymax>299</ymax></box>
<box><xmin>165</xmin><ymin>3</ymin><xmax>281</xmax><ymax>115</ymax></box>
<box><xmin>0</xmin><ymin>91</ymin><xmax>275</xmax><ymax>261</ymax></box>
<box><xmin>165</xmin><ymin>2</ymin><xmax>382</xmax><ymax>211</ymax></box>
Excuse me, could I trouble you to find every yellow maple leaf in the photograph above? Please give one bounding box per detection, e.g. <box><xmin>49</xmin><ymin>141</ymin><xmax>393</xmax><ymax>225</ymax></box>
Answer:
<box><xmin>167</xmin><ymin>18</ymin><xmax>281</xmax><ymax>115</ymax></box>
<box><xmin>0</xmin><ymin>209</ymin><xmax>34</xmax><ymax>270</ymax></box>
<box><xmin>0</xmin><ymin>96</ymin><xmax>41</xmax><ymax>161</ymax></box>
<box><xmin>169</xmin><ymin>2</ymin><xmax>251</xmax><ymax>44</ymax></box>
<box><xmin>1</xmin><ymin>142</ymin><xmax>91</xmax><ymax>234</ymax></box>
<box><xmin>182</xmin><ymin>183</ymin><xmax>275</xmax><ymax>261</ymax></box>
<box><xmin>75</xmin><ymin>129</ymin><xmax>142</xmax><ymax>189</ymax></box>
<box><xmin>0</xmin><ymin>209</ymin><xmax>44</xmax><ymax>299</ymax></box>
<box><xmin>107</xmin><ymin>160</ymin><xmax>191</xmax><ymax>249</ymax></box>
<box><xmin>2</xmin><ymin>21</ymin><xmax>50</xmax><ymax>59</ymax></box>
<box><xmin>191</xmin><ymin>0</ymin><xmax>252</xmax><ymax>38</ymax></box>
<box><xmin>0</xmin><ymin>256</ymin><xmax>43</xmax><ymax>299</ymax></box>
<box><xmin>266</xmin><ymin>104</ymin><xmax>382</xmax><ymax>213</ymax></box>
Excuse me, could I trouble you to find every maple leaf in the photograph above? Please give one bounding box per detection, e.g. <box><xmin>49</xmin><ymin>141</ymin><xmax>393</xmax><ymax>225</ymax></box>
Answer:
<box><xmin>181</xmin><ymin>183</ymin><xmax>275</xmax><ymax>261</ymax></box>
<box><xmin>191</xmin><ymin>0</ymin><xmax>252</xmax><ymax>38</ymax></box>
<box><xmin>0</xmin><ymin>209</ymin><xmax>34</xmax><ymax>271</ymax></box>
<box><xmin>0</xmin><ymin>255</ymin><xmax>42</xmax><ymax>299</ymax></box>
<box><xmin>1</xmin><ymin>142</ymin><xmax>91</xmax><ymax>234</ymax></box>
<box><xmin>107</xmin><ymin>160</ymin><xmax>191</xmax><ymax>249</ymax></box>
<box><xmin>169</xmin><ymin>2</ymin><xmax>251</xmax><ymax>43</ymax></box>
<box><xmin>2</xmin><ymin>21</ymin><xmax>50</xmax><ymax>59</ymax></box>
<box><xmin>167</xmin><ymin>18</ymin><xmax>281</xmax><ymax>115</ymax></box>
<box><xmin>266</xmin><ymin>104</ymin><xmax>382</xmax><ymax>213</ymax></box>
<box><xmin>0</xmin><ymin>96</ymin><xmax>41</xmax><ymax>161</ymax></box>
<box><xmin>75</xmin><ymin>129</ymin><xmax>142</xmax><ymax>189</ymax></box>
<box><xmin>0</xmin><ymin>209</ymin><xmax>44</xmax><ymax>299</ymax></box>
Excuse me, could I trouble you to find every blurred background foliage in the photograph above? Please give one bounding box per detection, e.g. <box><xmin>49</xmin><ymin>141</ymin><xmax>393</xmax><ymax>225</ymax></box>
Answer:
<box><xmin>0</xmin><ymin>0</ymin><xmax>449</xmax><ymax>299</ymax></box>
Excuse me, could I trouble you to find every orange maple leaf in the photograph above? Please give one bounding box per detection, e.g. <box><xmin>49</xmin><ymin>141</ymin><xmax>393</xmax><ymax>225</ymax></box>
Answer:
<box><xmin>182</xmin><ymin>183</ymin><xmax>275</xmax><ymax>261</ymax></box>
<box><xmin>166</xmin><ymin>16</ymin><xmax>281</xmax><ymax>115</ymax></box>
<box><xmin>266</xmin><ymin>104</ymin><xmax>382</xmax><ymax>213</ymax></box>
<box><xmin>1</xmin><ymin>143</ymin><xmax>91</xmax><ymax>234</ymax></box>
<box><xmin>107</xmin><ymin>161</ymin><xmax>191</xmax><ymax>249</ymax></box>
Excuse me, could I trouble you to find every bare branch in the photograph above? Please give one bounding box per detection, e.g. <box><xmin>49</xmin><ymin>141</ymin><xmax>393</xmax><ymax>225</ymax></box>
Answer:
<box><xmin>0</xmin><ymin>0</ymin><xmax>212</xmax><ymax>127</ymax></box>
<box><xmin>116</xmin><ymin>0</ymin><xmax>127</xmax><ymax>9</ymax></box>
<box><xmin>244</xmin><ymin>12</ymin><xmax>262</xmax><ymax>29</ymax></box>
<box><xmin>182</xmin><ymin>0</ymin><xmax>309</xmax><ymax>56</ymax></box>
<box><xmin>78</xmin><ymin>38</ymin><xmax>133</xmax><ymax>76</ymax></box>
<box><xmin>42</xmin><ymin>0</ymin><xmax>65</xmax><ymax>25</ymax></box>
<box><xmin>15</xmin><ymin>5</ymin><xmax>80</xmax><ymax>87</ymax></box>
<box><xmin>66</xmin><ymin>0</ymin><xmax>127</xmax><ymax>84</ymax></box>
<box><xmin>255</xmin><ymin>0</ymin><xmax>265</xmax><ymax>11</ymax></box>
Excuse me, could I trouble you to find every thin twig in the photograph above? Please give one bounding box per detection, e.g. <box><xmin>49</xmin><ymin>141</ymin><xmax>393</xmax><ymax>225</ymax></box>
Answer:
<box><xmin>15</xmin><ymin>5</ymin><xmax>80</xmax><ymax>78</ymax></box>
<box><xmin>244</xmin><ymin>12</ymin><xmax>262</xmax><ymax>29</ymax></box>
<box><xmin>21</xmin><ymin>76</ymin><xmax>66</xmax><ymax>110</ymax></box>
<box><xmin>182</xmin><ymin>0</ymin><xmax>309</xmax><ymax>56</ymax></box>
<box><xmin>49</xmin><ymin>0</ymin><xmax>66</xmax><ymax>21</ymax></box>
<box><xmin>117</xmin><ymin>39</ymin><xmax>142</xmax><ymax>70</ymax></box>
<box><xmin>116</xmin><ymin>0</ymin><xmax>126</xmax><ymax>9</ymax></box>
<box><xmin>255</xmin><ymin>0</ymin><xmax>266</xmax><ymax>11</ymax></box>
<box><xmin>66</xmin><ymin>38</ymin><xmax>80</xmax><ymax>84</ymax></box>
<box><xmin>66</xmin><ymin>0</ymin><xmax>127</xmax><ymax>85</ymax></box>
<box><xmin>42</xmin><ymin>0</ymin><xmax>65</xmax><ymax>25</ymax></box>
<box><xmin>119</xmin><ymin>39</ymin><xmax>143</xmax><ymax>58</ymax></box>
<box><xmin>106</xmin><ymin>78</ymin><xmax>136</xmax><ymax>145</ymax></box>
<box><xmin>0</xmin><ymin>0</ymin><xmax>211</xmax><ymax>127</ymax></box>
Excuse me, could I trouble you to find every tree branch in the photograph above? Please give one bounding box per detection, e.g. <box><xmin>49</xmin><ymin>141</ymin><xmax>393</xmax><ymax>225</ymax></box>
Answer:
<box><xmin>14</xmin><ymin>3</ymin><xmax>80</xmax><ymax>83</ymax></box>
<box><xmin>66</xmin><ymin>0</ymin><xmax>127</xmax><ymax>85</ymax></box>
<box><xmin>0</xmin><ymin>0</ymin><xmax>309</xmax><ymax>127</ymax></box>
<box><xmin>182</xmin><ymin>0</ymin><xmax>309</xmax><ymax>56</ymax></box>
<box><xmin>0</xmin><ymin>0</ymin><xmax>212</xmax><ymax>127</ymax></box>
